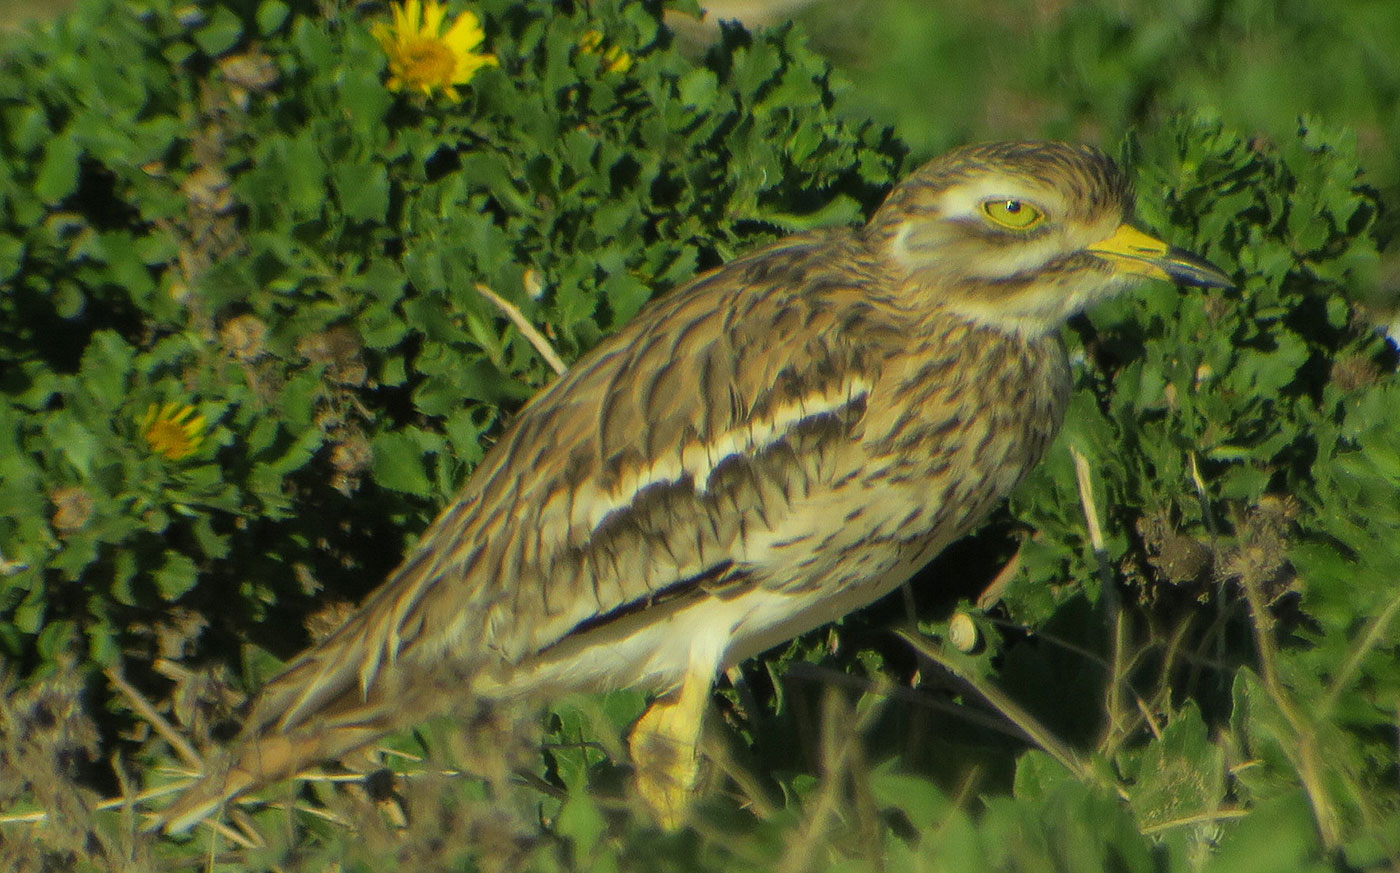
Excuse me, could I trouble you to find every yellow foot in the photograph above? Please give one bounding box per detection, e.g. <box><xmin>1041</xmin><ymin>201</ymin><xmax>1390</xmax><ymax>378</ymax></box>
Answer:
<box><xmin>629</xmin><ymin>672</ymin><xmax>712</xmax><ymax>829</ymax></box>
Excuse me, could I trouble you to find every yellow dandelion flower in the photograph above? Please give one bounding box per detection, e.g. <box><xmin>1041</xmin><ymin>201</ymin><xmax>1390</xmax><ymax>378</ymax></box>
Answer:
<box><xmin>142</xmin><ymin>403</ymin><xmax>207</xmax><ymax>461</ymax></box>
<box><xmin>578</xmin><ymin>28</ymin><xmax>633</xmax><ymax>74</ymax></box>
<box><xmin>372</xmin><ymin>0</ymin><xmax>498</xmax><ymax>100</ymax></box>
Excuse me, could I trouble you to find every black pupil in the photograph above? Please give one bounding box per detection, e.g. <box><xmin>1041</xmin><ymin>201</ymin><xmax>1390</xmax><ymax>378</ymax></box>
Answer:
<box><xmin>1005</xmin><ymin>200</ymin><xmax>1021</xmax><ymax>213</ymax></box>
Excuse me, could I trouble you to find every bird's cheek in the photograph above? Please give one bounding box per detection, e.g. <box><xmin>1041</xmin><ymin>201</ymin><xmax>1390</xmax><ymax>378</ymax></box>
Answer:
<box><xmin>886</xmin><ymin>223</ymin><xmax>943</xmax><ymax>271</ymax></box>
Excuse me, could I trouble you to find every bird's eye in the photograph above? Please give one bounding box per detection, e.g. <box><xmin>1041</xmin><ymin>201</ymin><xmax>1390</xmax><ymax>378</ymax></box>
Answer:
<box><xmin>981</xmin><ymin>199</ymin><xmax>1045</xmax><ymax>231</ymax></box>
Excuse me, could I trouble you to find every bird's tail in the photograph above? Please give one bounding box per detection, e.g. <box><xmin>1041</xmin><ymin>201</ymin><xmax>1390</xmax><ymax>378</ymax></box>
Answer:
<box><xmin>151</xmin><ymin>508</ymin><xmax>485</xmax><ymax>833</ymax></box>
<box><xmin>149</xmin><ymin>592</ymin><xmax>433</xmax><ymax>834</ymax></box>
<box><xmin>151</xmin><ymin>690</ymin><xmax>404</xmax><ymax>834</ymax></box>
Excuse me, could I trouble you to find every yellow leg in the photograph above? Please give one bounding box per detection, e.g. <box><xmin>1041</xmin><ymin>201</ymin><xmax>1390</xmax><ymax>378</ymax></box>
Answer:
<box><xmin>629</xmin><ymin>666</ymin><xmax>713</xmax><ymax>829</ymax></box>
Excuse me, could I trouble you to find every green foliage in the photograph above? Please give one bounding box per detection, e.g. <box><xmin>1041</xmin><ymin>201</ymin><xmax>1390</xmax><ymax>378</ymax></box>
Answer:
<box><xmin>799</xmin><ymin>0</ymin><xmax>1400</xmax><ymax>196</ymax></box>
<box><xmin>0</xmin><ymin>0</ymin><xmax>900</xmax><ymax>682</ymax></box>
<box><xmin>1</xmin><ymin>1</ymin><xmax>1398</xmax><ymax>871</ymax></box>
<box><xmin>999</xmin><ymin>113</ymin><xmax>1400</xmax><ymax>870</ymax></box>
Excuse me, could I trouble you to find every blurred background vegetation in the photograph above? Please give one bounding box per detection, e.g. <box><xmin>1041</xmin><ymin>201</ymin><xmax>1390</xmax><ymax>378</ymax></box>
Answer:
<box><xmin>1</xmin><ymin>0</ymin><xmax>1397</xmax><ymax>871</ymax></box>
<box><xmin>0</xmin><ymin>0</ymin><xmax>77</xmax><ymax>30</ymax></box>
<box><xmin>697</xmin><ymin>0</ymin><xmax>1400</xmax><ymax>181</ymax></box>
<box><xmin>700</xmin><ymin>0</ymin><xmax>1400</xmax><ymax>313</ymax></box>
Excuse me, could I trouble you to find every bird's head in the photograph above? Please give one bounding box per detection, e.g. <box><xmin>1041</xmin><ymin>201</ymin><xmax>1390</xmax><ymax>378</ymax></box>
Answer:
<box><xmin>866</xmin><ymin>141</ymin><xmax>1233</xmax><ymax>337</ymax></box>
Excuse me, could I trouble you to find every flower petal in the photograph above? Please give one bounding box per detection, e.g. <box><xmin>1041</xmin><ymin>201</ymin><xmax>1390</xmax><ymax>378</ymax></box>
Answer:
<box><xmin>421</xmin><ymin>0</ymin><xmax>446</xmax><ymax>37</ymax></box>
<box><xmin>370</xmin><ymin>20</ymin><xmax>394</xmax><ymax>50</ymax></box>
<box><xmin>443</xmin><ymin>11</ymin><xmax>484</xmax><ymax>51</ymax></box>
<box><xmin>375</xmin><ymin>1</ymin><xmax>495</xmax><ymax>99</ymax></box>
<box><xmin>451</xmin><ymin>52</ymin><xmax>496</xmax><ymax>83</ymax></box>
<box><xmin>393</xmin><ymin>0</ymin><xmax>415</xmax><ymax>34</ymax></box>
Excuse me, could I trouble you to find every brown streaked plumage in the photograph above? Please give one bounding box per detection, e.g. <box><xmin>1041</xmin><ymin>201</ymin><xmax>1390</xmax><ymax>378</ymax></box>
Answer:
<box><xmin>157</xmin><ymin>142</ymin><xmax>1231</xmax><ymax>832</ymax></box>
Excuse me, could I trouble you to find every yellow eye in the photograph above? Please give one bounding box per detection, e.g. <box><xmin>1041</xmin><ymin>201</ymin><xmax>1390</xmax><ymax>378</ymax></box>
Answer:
<box><xmin>981</xmin><ymin>198</ymin><xmax>1045</xmax><ymax>230</ymax></box>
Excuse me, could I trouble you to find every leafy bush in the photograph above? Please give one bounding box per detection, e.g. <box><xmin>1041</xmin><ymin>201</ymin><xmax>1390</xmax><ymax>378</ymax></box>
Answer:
<box><xmin>0</xmin><ymin>0</ymin><xmax>898</xmax><ymax>674</ymax></box>
<box><xmin>0</xmin><ymin>0</ymin><xmax>1397</xmax><ymax>871</ymax></box>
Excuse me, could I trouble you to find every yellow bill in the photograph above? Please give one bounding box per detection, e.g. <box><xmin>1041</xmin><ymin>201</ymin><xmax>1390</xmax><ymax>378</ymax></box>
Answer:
<box><xmin>1087</xmin><ymin>224</ymin><xmax>1234</xmax><ymax>289</ymax></box>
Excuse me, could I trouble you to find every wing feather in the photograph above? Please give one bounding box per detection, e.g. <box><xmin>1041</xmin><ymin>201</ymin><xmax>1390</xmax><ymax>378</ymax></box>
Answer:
<box><xmin>161</xmin><ymin>228</ymin><xmax>903</xmax><ymax>832</ymax></box>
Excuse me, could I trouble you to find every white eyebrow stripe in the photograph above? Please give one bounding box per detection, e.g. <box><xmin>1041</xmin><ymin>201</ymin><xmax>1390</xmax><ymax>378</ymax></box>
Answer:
<box><xmin>939</xmin><ymin>177</ymin><xmax>1061</xmax><ymax>221</ymax></box>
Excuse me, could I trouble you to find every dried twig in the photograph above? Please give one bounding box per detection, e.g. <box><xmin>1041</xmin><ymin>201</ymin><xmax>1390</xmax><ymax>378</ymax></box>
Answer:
<box><xmin>105</xmin><ymin>666</ymin><xmax>202</xmax><ymax>770</ymax></box>
<box><xmin>0</xmin><ymin>779</ymin><xmax>191</xmax><ymax>826</ymax></box>
<box><xmin>1321</xmin><ymin>585</ymin><xmax>1400</xmax><ymax>716</ymax></box>
<box><xmin>1070</xmin><ymin>446</ymin><xmax>1128</xmax><ymax>751</ymax></box>
<box><xmin>1239</xmin><ymin>568</ymin><xmax>1341</xmax><ymax>848</ymax></box>
<box><xmin>475</xmin><ymin>283</ymin><xmax>567</xmax><ymax>376</ymax></box>
<box><xmin>896</xmin><ymin>628</ymin><xmax>1101</xmax><ymax>792</ymax></box>
<box><xmin>1070</xmin><ymin>445</ymin><xmax>1114</xmax><ymax>592</ymax></box>
<box><xmin>782</xmin><ymin>660</ymin><xmax>1029</xmax><ymax>741</ymax></box>
<box><xmin>1138</xmin><ymin>806</ymin><xmax>1250</xmax><ymax>835</ymax></box>
<box><xmin>778</xmin><ymin>685</ymin><xmax>888</xmax><ymax>873</ymax></box>
<box><xmin>977</xmin><ymin>540</ymin><xmax>1024</xmax><ymax>609</ymax></box>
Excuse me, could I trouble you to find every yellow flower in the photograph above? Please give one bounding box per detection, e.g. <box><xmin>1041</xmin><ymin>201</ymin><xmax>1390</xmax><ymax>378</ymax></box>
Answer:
<box><xmin>141</xmin><ymin>403</ymin><xmax>207</xmax><ymax>461</ymax></box>
<box><xmin>372</xmin><ymin>0</ymin><xmax>498</xmax><ymax>100</ymax></box>
<box><xmin>578</xmin><ymin>28</ymin><xmax>633</xmax><ymax>74</ymax></box>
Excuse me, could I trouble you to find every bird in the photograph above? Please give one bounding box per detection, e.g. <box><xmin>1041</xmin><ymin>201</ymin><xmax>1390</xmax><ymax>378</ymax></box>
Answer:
<box><xmin>155</xmin><ymin>141</ymin><xmax>1232</xmax><ymax>833</ymax></box>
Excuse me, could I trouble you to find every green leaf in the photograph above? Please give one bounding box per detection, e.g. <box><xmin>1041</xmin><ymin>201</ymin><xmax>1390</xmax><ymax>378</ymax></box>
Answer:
<box><xmin>85</xmin><ymin>619</ymin><xmax>121</xmax><ymax>667</ymax></box>
<box><xmin>869</xmin><ymin>761</ymin><xmax>952</xmax><ymax>827</ymax></box>
<box><xmin>13</xmin><ymin>588</ymin><xmax>47</xmax><ymax>635</ymax></box>
<box><xmin>153</xmin><ymin>552</ymin><xmax>199</xmax><ymax>601</ymax></box>
<box><xmin>80</xmin><ymin>330</ymin><xmax>135</xmax><ymax>403</ymax></box>
<box><xmin>678</xmin><ymin>68</ymin><xmax>719</xmax><ymax>109</ymax></box>
<box><xmin>371</xmin><ymin>430</ymin><xmax>433</xmax><ymax>498</ymax></box>
<box><xmin>193</xmin><ymin>5</ymin><xmax>244</xmax><ymax>56</ymax></box>
<box><xmin>1203</xmin><ymin>792</ymin><xmax>1325</xmax><ymax>873</ymax></box>
<box><xmin>601</xmin><ymin>272</ymin><xmax>651</xmax><ymax>326</ymax></box>
<box><xmin>0</xmin><ymin>233</ymin><xmax>24</xmax><ymax>281</ymax></box>
<box><xmin>256</xmin><ymin>0</ymin><xmax>290</xmax><ymax>35</ymax></box>
<box><xmin>556</xmin><ymin>793</ymin><xmax>607</xmax><ymax>859</ymax></box>
<box><xmin>334</xmin><ymin>161</ymin><xmax>390</xmax><ymax>224</ymax></box>
<box><xmin>1127</xmin><ymin>703</ymin><xmax>1226</xmax><ymax>831</ymax></box>
<box><xmin>284</xmin><ymin>132</ymin><xmax>328</xmax><ymax>218</ymax></box>
<box><xmin>34</xmin><ymin>132</ymin><xmax>81</xmax><ymax>203</ymax></box>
